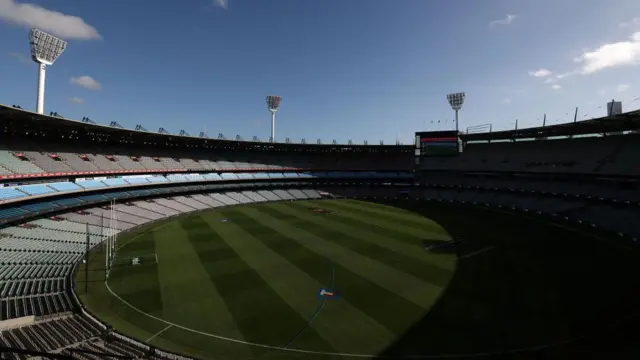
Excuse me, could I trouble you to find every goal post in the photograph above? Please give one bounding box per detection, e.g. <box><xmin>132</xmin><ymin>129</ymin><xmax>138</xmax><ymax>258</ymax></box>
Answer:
<box><xmin>105</xmin><ymin>199</ymin><xmax>118</xmax><ymax>280</ymax></box>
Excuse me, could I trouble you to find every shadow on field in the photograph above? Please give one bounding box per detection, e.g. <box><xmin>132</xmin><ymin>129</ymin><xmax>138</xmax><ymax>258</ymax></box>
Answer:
<box><xmin>364</xmin><ymin>199</ymin><xmax>640</xmax><ymax>360</ymax></box>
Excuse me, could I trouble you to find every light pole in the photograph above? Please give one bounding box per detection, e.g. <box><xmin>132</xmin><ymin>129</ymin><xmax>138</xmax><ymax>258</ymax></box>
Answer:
<box><xmin>29</xmin><ymin>29</ymin><xmax>67</xmax><ymax>115</ymax></box>
<box><xmin>446</xmin><ymin>92</ymin><xmax>466</xmax><ymax>133</ymax></box>
<box><xmin>266</xmin><ymin>95</ymin><xmax>282</xmax><ymax>142</ymax></box>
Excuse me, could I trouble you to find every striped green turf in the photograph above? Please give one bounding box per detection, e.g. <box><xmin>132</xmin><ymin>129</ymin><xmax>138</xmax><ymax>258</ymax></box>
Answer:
<box><xmin>77</xmin><ymin>200</ymin><xmax>456</xmax><ymax>359</ymax></box>
<box><xmin>76</xmin><ymin>199</ymin><xmax>640</xmax><ymax>359</ymax></box>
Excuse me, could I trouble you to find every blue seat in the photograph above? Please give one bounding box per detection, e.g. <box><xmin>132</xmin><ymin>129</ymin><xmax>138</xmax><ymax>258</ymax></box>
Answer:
<box><xmin>124</xmin><ymin>177</ymin><xmax>150</xmax><ymax>185</ymax></box>
<box><xmin>147</xmin><ymin>176</ymin><xmax>169</xmax><ymax>183</ymax></box>
<box><xmin>236</xmin><ymin>173</ymin><xmax>253</xmax><ymax>180</ymax></box>
<box><xmin>0</xmin><ymin>207</ymin><xmax>28</xmax><ymax>219</ymax></box>
<box><xmin>166</xmin><ymin>175</ymin><xmax>187</xmax><ymax>182</ymax></box>
<box><xmin>16</xmin><ymin>184</ymin><xmax>56</xmax><ymax>196</ymax></box>
<box><xmin>52</xmin><ymin>198</ymin><xmax>84</xmax><ymax>206</ymax></box>
<box><xmin>47</xmin><ymin>182</ymin><xmax>82</xmax><ymax>192</ymax></box>
<box><xmin>202</xmin><ymin>173</ymin><xmax>222</xmax><ymax>181</ymax></box>
<box><xmin>220</xmin><ymin>173</ymin><xmax>238</xmax><ymax>180</ymax></box>
<box><xmin>76</xmin><ymin>180</ymin><xmax>106</xmax><ymax>189</ymax></box>
<box><xmin>75</xmin><ymin>194</ymin><xmax>107</xmax><ymax>202</ymax></box>
<box><xmin>185</xmin><ymin>174</ymin><xmax>205</xmax><ymax>181</ymax></box>
<box><xmin>21</xmin><ymin>202</ymin><xmax>58</xmax><ymax>212</ymax></box>
<box><xmin>0</xmin><ymin>188</ymin><xmax>27</xmax><ymax>201</ymax></box>
<box><xmin>102</xmin><ymin>178</ymin><xmax>127</xmax><ymax>186</ymax></box>
<box><xmin>252</xmin><ymin>173</ymin><xmax>269</xmax><ymax>179</ymax></box>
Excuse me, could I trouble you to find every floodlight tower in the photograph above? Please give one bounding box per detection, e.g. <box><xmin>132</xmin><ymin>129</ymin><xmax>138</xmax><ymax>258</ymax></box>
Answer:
<box><xmin>266</xmin><ymin>95</ymin><xmax>282</xmax><ymax>142</ymax></box>
<box><xmin>446</xmin><ymin>92</ymin><xmax>466</xmax><ymax>133</ymax></box>
<box><xmin>29</xmin><ymin>29</ymin><xmax>67</xmax><ymax>114</ymax></box>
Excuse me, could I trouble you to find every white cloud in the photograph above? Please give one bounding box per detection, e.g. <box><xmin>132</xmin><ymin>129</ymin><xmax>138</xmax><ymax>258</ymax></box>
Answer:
<box><xmin>490</xmin><ymin>14</ymin><xmax>518</xmax><ymax>28</ymax></box>
<box><xmin>68</xmin><ymin>96</ymin><xmax>84</xmax><ymax>104</ymax></box>
<box><xmin>502</xmin><ymin>98</ymin><xmax>512</xmax><ymax>104</ymax></box>
<box><xmin>617</xmin><ymin>84</ymin><xmax>630</xmax><ymax>92</ymax></box>
<box><xmin>544</xmin><ymin>77</ymin><xmax>556</xmax><ymax>84</ymax></box>
<box><xmin>528</xmin><ymin>68</ymin><xmax>552</xmax><ymax>77</ymax></box>
<box><xmin>214</xmin><ymin>0</ymin><xmax>228</xmax><ymax>9</ymax></box>
<box><xmin>551</xmin><ymin>84</ymin><xmax>562</xmax><ymax>90</ymax></box>
<box><xmin>574</xmin><ymin>32</ymin><xmax>640</xmax><ymax>74</ymax></box>
<box><xmin>0</xmin><ymin>0</ymin><xmax>101</xmax><ymax>40</ymax></box>
<box><xmin>70</xmin><ymin>76</ymin><xmax>102</xmax><ymax>91</ymax></box>
<box><xmin>619</xmin><ymin>17</ymin><xmax>640</xmax><ymax>28</ymax></box>
<box><xmin>8</xmin><ymin>51</ymin><xmax>29</xmax><ymax>63</ymax></box>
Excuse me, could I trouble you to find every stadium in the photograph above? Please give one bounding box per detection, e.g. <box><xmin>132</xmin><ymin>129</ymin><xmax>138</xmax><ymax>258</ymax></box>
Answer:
<box><xmin>1</xmin><ymin>5</ymin><xmax>640</xmax><ymax>359</ymax></box>
<box><xmin>0</xmin><ymin>99</ymin><xmax>639</xmax><ymax>359</ymax></box>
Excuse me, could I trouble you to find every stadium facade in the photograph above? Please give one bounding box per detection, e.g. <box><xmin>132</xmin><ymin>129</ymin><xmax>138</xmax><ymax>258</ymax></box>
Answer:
<box><xmin>0</xmin><ymin>104</ymin><xmax>639</xmax><ymax>359</ymax></box>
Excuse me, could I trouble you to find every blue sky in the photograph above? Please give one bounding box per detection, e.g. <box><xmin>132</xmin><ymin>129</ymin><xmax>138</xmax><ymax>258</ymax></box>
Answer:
<box><xmin>1</xmin><ymin>0</ymin><xmax>640</xmax><ymax>144</ymax></box>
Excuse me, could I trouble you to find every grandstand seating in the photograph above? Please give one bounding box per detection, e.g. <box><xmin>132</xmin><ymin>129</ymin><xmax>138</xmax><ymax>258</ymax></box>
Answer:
<box><xmin>419</xmin><ymin>134</ymin><xmax>640</xmax><ymax>176</ymax></box>
<box><xmin>0</xmin><ymin>188</ymin><xmax>27</xmax><ymax>201</ymax></box>
<box><xmin>0</xmin><ymin>135</ymin><xmax>412</xmax><ymax>178</ymax></box>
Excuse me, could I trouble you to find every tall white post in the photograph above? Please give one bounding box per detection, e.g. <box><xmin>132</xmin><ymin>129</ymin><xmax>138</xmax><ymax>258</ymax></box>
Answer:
<box><xmin>270</xmin><ymin>111</ymin><xmax>276</xmax><ymax>142</ymax></box>
<box><xmin>113</xmin><ymin>200</ymin><xmax>117</xmax><ymax>251</ymax></box>
<box><xmin>455</xmin><ymin>110</ymin><xmax>459</xmax><ymax>133</ymax></box>
<box><xmin>36</xmin><ymin>64</ymin><xmax>46</xmax><ymax>114</ymax></box>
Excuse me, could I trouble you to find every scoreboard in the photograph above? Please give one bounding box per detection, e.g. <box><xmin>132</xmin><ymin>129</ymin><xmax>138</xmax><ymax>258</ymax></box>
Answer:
<box><xmin>415</xmin><ymin>131</ymin><xmax>460</xmax><ymax>158</ymax></box>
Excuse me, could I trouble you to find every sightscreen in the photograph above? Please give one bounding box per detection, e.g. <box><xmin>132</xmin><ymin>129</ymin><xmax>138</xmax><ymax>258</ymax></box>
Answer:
<box><xmin>415</xmin><ymin>131</ymin><xmax>459</xmax><ymax>157</ymax></box>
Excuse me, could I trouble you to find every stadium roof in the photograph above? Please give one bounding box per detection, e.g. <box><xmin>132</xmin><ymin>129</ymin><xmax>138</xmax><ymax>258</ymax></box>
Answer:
<box><xmin>460</xmin><ymin>110</ymin><xmax>640</xmax><ymax>142</ymax></box>
<box><xmin>0</xmin><ymin>105</ymin><xmax>411</xmax><ymax>151</ymax></box>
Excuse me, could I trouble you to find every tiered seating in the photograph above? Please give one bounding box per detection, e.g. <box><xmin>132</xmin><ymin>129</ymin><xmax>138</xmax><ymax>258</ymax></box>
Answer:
<box><xmin>138</xmin><ymin>156</ymin><xmax>166</xmax><ymax>169</ymax></box>
<box><xmin>286</xmin><ymin>189</ymin><xmax>309</xmax><ymax>199</ymax></box>
<box><xmin>202</xmin><ymin>173</ymin><xmax>222</xmax><ymax>181</ymax></box>
<box><xmin>191</xmin><ymin>194</ymin><xmax>225</xmax><ymax>207</ymax></box>
<box><xmin>0</xmin><ymin>187</ymin><xmax>27</xmax><ymax>201</ymax></box>
<box><xmin>0</xmin><ymin>150</ymin><xmax>43</xmax><ymax>174</ymax></box>
<box><xmin>225</xmin><ymin>192</ymin><xmax>252</xmax><ymax>204</ymax></box>
<box><xmin>159</xmin><ymin>157</ymin><xmax>181</xmax><ymax>169</ymax></box>
<box><xmin>166</xmin><ymin>174</ymin><xmax>187</xmax><ymax>182</ymax></box>
<box><xmin>113</xmin><ymin>155</ymin><xmax>145</xmax><ymax>170</ymax></box>
<box><xmin>420</xmin><ymin>134</ymin><xmax>640</xmax><ymax>176</ymax></box>
<box><xmin>154</xmin><ymin>198</ymin><xmax>195</xmax><ymax>213</ymax></box>
<box><xmin>116</xmin><ymin>203</ymin><xmax>163</xmax><ymax>220</ymax></box>
<box><xmin>15</xmin><ymin>184</ymin><xmax>56</xmax><ymax>196</ymax></box>
<box><xmin>147</xmin><ymin>176</ymin><xmax>169</xmax><ymax>183</ymax></box>
<box><xmin>87</xmin><ymin>154</ymin><xmax>123</xmax><ymax>171</ymax></box>
<box><xmin>172</xmin><ymin>196</ymin><xmax>209</xmax><ymax>210</ymax></box>
<box><xmin>241</xmin><ymin>191</ymin><xmax>267</xmax><ymax>202</ymax></box>
<box><xmin>220</xmin><ymin>173</ymin><xmax>239</xmax><ymax>180</ymax></box>
<box><xmin>22</xmin><ymin>151</ymin><xmax>73</xmax><ymax>173</ymax></box>
<box><xmin>134</xmin><ymin>200</ymin><xmax>180</xmax><ymax>217</ymax></box>
<box><xmin>209</xmin><ymin>193</ymin><xmax>238</xmax><ymax>205</ymax></box>
<box><xmin>102</xmin><ymin>178</ymin><xmax>127</xmax><ymax>186</ymax></box>
<box><xmin>76</xmin><ymin>180</ymin><xmax>107</xmax><ymax>189</ymax></box>
<box><xmin>47</xmin><ymin>182</ymin><xmax>82</xmax><ymax>192</ymax></box>
<box><xmin>257</xmin><ymin>190</ymin><xmax>281</xmax><ymax>201</ymax></box>
<box><xmin>272</xmin><ymin>190</ymin><xmax>295</xmax><ymax>200</ymax></box>
<box><xmin>123</xmin><ymin>177</ymin><xmax>151</xmax><ymax>185</ymax></box>
<box><xmin>57</xmin><ymin>152</ymin><xmax>99</xmax><ymax>172</ymax></box>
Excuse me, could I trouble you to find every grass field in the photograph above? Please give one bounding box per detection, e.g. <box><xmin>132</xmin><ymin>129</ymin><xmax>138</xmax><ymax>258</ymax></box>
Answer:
<box><xmin>76</xmin><ymin>198</ymin><xmax>640</xmax><ymax>360</ymax></box>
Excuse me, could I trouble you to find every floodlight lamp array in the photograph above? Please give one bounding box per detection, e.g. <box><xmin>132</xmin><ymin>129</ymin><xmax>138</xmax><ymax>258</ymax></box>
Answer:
<box><xmin>447</xmin><ymin>92</ymin><xmax>466</xmax><ymax>111</ymax></box>
<box><xmin>29</xmin><ymin>29</ymin><xmax>67</xmax><ymax>65</ymax></box>
<box><xmin>266</xmin><ymin>95</ymin><xmax>282</xmax><ymax>112</ymax></box>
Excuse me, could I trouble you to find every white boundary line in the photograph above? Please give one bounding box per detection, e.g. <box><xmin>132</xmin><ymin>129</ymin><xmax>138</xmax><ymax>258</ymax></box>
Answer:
<box><xmin>146</xmin><ymin>324</ymin><xmax>172</xmax><ymax>343</ymax></box>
